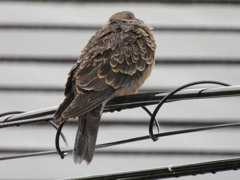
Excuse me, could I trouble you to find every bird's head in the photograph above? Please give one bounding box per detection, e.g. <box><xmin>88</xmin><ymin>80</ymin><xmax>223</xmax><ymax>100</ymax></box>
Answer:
<box><xmin>109</xmin><ymin>11</ymin><xmax>143</xmax><ymax>24</ymax></box>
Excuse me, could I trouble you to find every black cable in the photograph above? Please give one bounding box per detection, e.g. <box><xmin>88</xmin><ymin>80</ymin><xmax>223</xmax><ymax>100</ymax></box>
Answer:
<box><xmin>96</xmin><ymin>121</ymin><xmax>240</xmax><ymax>149</ymax></box>
<box><xmin>0</xmin><ymin>149</ymin><xmax>65</xmax><ymax>160</ymax></box>
<box><xmin>76</xmin><ymin>157</ymin><xmax>240</xmax><ymax>180</ymax></box>
<box><xmin>0</xmin><ymin>111</ymin><xmax>24</xmax><ymax>119</ymax></box>
<box><xmin>2</xmin><ymin>84</ymin><xmax>240</xmax><ymax>123</ymax></box>
<box><xmin>0</xmin><ymin>117</ymin><xmax>53</xmax><ymax>128</ymax></box>
<box><xmin>1</xmin><ymin>121</ymin><xmax>239</xmax><ymax>161</ymax></box>
<box><xmin>149</xmin><ymin>80</ymin><xmax>230</xmax><ymax>141</ymax></box>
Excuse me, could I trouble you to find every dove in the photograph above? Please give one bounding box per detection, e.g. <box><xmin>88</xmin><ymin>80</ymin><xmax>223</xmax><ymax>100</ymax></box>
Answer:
<box><xmin>54</xmin><ymin>11</ymin><xmax>156</xmax><ymax>164</ymax></box>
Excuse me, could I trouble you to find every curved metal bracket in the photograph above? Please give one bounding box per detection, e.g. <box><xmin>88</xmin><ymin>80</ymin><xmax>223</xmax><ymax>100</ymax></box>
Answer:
<box><xmin>149</xmin><ymin>80</ymin><xmax>230</xmax><ymax>141</ymax></box>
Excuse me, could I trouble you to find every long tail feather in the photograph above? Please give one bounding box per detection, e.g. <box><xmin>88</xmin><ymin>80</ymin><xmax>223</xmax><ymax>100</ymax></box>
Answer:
<box><xmin>73</xmin><ymin>105</ymin><xmax>102</xmax><ymax>164</ymax></box>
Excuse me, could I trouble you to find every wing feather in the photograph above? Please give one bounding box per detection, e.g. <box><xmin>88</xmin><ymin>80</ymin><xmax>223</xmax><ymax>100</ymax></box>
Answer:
<box><xmin>61</xmin><ymin>87</ymin><xmax>115</xmax><ymax>119</ymax></box>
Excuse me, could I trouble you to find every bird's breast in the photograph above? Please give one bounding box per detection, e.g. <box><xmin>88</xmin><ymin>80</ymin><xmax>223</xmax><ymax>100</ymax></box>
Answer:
<box><xmin>113</xmin><ymin>62</ymin><xmax>154</xmax><ymax>97</ymax></box>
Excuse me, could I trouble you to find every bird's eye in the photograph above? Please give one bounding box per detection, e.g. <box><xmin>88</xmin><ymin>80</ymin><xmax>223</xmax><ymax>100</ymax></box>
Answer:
<box><xmin>127</xmin><ymin>15</ymin><xmax>133</xmax><ymax>20</ymax></box>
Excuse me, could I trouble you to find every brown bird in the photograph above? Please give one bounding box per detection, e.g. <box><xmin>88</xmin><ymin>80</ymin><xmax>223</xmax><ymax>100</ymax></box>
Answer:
<box><xmin>54</xmin><ymin>11</ymin><xmax>156</xmax><ymax>164</ymax></box>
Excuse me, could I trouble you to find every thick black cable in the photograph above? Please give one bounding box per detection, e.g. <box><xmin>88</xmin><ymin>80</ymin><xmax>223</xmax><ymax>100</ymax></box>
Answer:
<box><xmin>2</xmin><ymin>84</ymin><xmax>240</xmax><ymax>123</ymax></box>
<box><xmin>149</xmin><ymin>80</ymin><xmax>230</xmax><ymax>141</ymax></box>
<box><xmin>0</xmin><ymin>111</ymin><xmax>24</xmax><ymax>119</ymax></box>
<box><xmin>76</xmin><ymin>157</ymin><xmax>240</xmax><ymax>180</ymax></box>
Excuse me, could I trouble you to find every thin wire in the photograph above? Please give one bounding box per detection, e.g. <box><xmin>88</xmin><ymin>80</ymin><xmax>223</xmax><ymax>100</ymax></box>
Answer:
<box><xmin>0</xmin><ymin>149</ymin><xmax>66</xmax><ymax>160</ymax></box>
<box><xmin>149</xmin><ymin>80</ymin><xmax>230</xmax><ymax>141</ymax></box>
<box><xmin>96</xmin><ymin>122</ymin><xmax>240</xmax><ymax>149</ymax></box>
<box><xmin>1</xmin><ymin>121</ymin><xmax>240</xmax><ymax>161</ymax></box>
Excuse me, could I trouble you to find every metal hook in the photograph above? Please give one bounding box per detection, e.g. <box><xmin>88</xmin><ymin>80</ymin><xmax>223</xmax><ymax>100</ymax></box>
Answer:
<box><xmin>149</xmin><ymin>80</ymin><xmax>230</xmax><ymax>142</ymax></box>
<box><xmin>48</xmin><ymin>121</ymin><xmax>68</xmax><ymax>147</ymax></box>
<box><xmin>55</xmin><ymin>121</ymin><xmax>68</xmax><ymax>159</ymax></box>
<box><xmin>142</xmin><ymin>106</ymin><xmax>160</xmax><ymax>133</ymax></box>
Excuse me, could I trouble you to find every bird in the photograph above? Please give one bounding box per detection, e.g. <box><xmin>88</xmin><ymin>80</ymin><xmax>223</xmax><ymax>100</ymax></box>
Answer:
<box><xmin>54</xmin><ymin>11</ymin><xmax>156</xmax><ymax>164</ymax></box>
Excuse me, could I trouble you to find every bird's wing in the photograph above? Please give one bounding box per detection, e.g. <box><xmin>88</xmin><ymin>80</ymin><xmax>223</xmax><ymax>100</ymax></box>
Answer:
<box><xmin>54</xmin><ymin>22</ymin><xmax>156</xmax><ymax>122</ymax></box>
<box><xmin>75</xmin><ymin>23</ymin><xmax>156</xmax><ymax>90</ymax></box>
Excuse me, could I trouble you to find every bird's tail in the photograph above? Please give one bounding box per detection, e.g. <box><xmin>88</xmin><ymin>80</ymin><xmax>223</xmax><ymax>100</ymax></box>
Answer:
<box><xmin>73</xmin><ymin>105</ymin><xmax>102</xmax><ymax>164</ymax></box>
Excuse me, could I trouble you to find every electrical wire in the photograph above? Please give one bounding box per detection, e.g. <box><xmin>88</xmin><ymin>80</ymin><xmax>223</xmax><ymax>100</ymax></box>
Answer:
<box><xmin>2</xmin><ymin>84</ymin><xmax>240</xmax><ymax>125</ymax></box>
<box><xmin>0</xmin><ymin>111</ymin><xmax>24</xmax><ymax>118</ymax></box>
<box><xmin>1</xmin><ymin>121</ymin><xmax>239</xmax><ymax>161</ymax></box>
<box><xmin>73</xmin><ymin>157</ymin><xmax>240</xmax><ymax>180</ymax></box>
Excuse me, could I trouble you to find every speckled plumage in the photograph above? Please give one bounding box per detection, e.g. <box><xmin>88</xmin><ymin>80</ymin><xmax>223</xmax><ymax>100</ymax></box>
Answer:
<box><xmin>54</xmin><ymin>11</ymin><xmax>156</xmax><ymax>164</ymax></box>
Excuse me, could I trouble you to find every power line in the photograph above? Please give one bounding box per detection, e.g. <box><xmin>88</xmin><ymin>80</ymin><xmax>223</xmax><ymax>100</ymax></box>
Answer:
<box><xmin>1</xmin><ymin>84</ymin><xmax>240</xmax><ymax>125</ymax></box>
<box><xmin>105</xmin><ymin>84</ymin><xmax>240</xmax><ymax>112</ymax></box>
<box><xmin>2</xmin><ymin>148</ymin><xmax>240</xmax><ymax>157</ymax></box>
<box><xmin>24</xmin><ymin>118</ymin><xmax>240</xmax><ymax>128</ymax></box>
<box><xmin>1</xmin><ymin>114</ymin><xmax>239</xmax><ymax>129</ymax></box>
<box><xmin>0</xmin><ymin>86</ymin><xmax>168</xmax><ymax>93</ymax></box>
<box><xmin>73</xmin><ymin>157</ymin><xmax>240</xmax><ymax>180</ymax></box>
<box><xmin>1</xmin><ymin>121</ymin><xmax>240</xmax><ymax>161</ymax></box>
